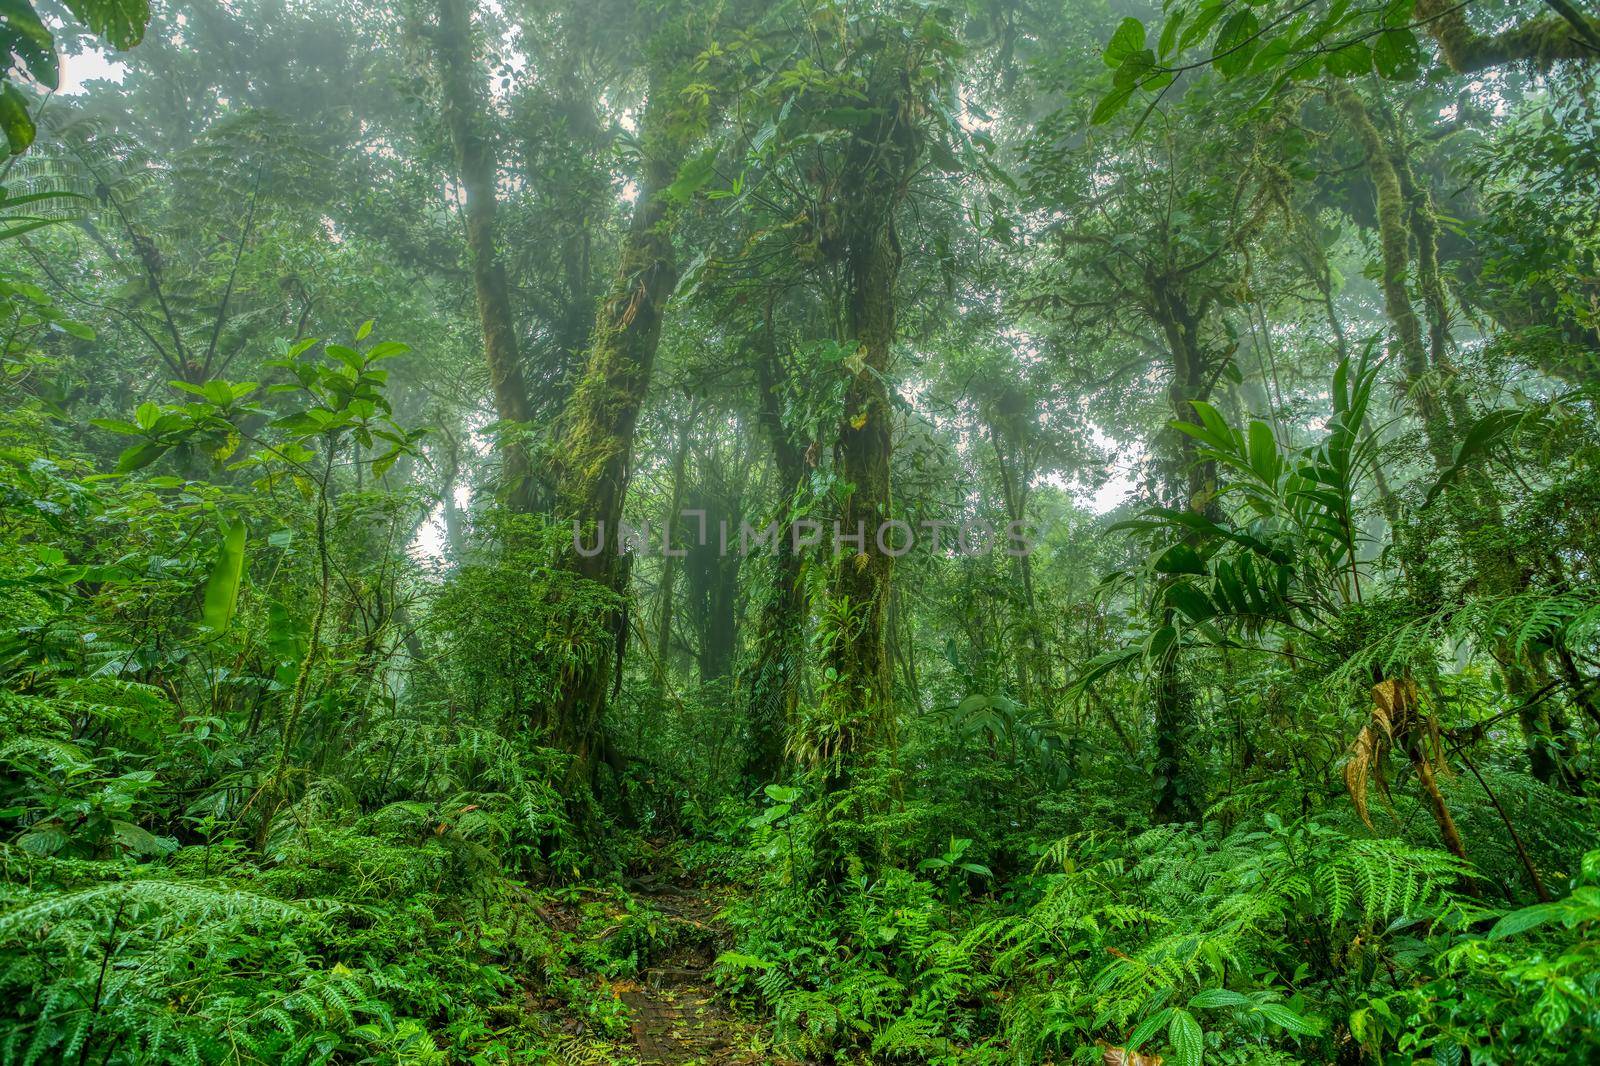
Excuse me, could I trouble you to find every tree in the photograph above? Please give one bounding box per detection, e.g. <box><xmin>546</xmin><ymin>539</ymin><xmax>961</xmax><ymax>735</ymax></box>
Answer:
<box><xmin>431</xmin><ymin>0</ymin><xmax>539</xmax><ymax>512</ymax></box>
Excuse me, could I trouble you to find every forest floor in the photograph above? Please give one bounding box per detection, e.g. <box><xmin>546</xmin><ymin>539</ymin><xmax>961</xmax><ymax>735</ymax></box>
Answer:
<box><xmin>614</xmin><ymin>870</ymin><xmax>796</xmax><ymax>1062</ymax></box>
<box><xmin>616</xmin><ymin>880</ymin><xmax>758</xmax><ymax>1064</ymax></box>
<box><xmin>546</xmin><ymin>855</ymin><xmax>804</xmax><ymax>1066</ymax></box>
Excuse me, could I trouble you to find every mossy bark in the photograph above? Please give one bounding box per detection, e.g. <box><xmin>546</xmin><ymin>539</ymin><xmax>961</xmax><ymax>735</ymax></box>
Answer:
<box><xmin>742</xmin><ymin>317</ymin><xmax>808</xmax><ymax>784</ymax></box>
<box><xmin>822</xmin><ymin>85</ymin><xmax>920</xmax><ymax>765</ymax></box>
<box><xmin>1340</xmin><ymin>85</ymin><xmax>1574</xmax><ymax>786</ymax></box>
<box><xmin>1150</xmin><ymin>277</ymin><xmax>1216</xmax><ymax>824</ymax></box>
<box><xmin>550</xmin><ymin>71</ymin><xmax>694</xmax><ymax>789</ymax></box>
<box><xmin>1334</xmin><ymin>85</ymin><xmax>1457</xmax><ymax>474</ymax></box>
<box><xmin>1415</xmin><ymin>0</ymin><xmax>1600</xmax><ymax>75</ymax></box>
<box><xmin>434</xmin><ymin>0</ymin><xmax>538</xmax><ymax>513</ymax></box>
<box><xmin>794</xmin><ymin>71</ymin><xmax>924</xmax><ymax>877</ymax></box>
<box><xmin>654</xmin><ymin>400</ymin><xmax>697</xmax><ymax>681</ymax></box>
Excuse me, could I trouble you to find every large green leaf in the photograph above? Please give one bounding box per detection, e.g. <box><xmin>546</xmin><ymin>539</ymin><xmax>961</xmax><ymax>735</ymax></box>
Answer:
<box><xmin>1092</xmin><ymin>84</ymin><xmax>1135</xmax><ymax>125</ymax></box>
<box><xmin>1254</xmin><ymin>1002</ymin><xmax>1324</xmax><ymax>1036</ymax></box>
<box><xmin>0</xmin><ymin>83</ymin><xmax>36</xmax><ymax>156</ymax></box>
<box><xmin>663</xmin><ymin>147</ymin><xmax>718</xmax><ymax>204</ymax></box>
<box><xmin>1425</xmin><ymin>409</ymin><xmax>1524</xmax><ymax>505</ymax></box>
<box><xmin>1168</xmin><ymin>1008</ymin><xmax>1204</xmax><ymax>1066</ymax></box>
<box><xmin>1487</xmin><ymin>901</ymin><xmax>1567</xmax><ymax>940</ymax></box>
<box><xmin>0</xmin><ymin>0</ymin><xmax>59</xmax><ymax>89</ymax></box>
<box><xmin>1373</xmin><ymin>28</ymin><xmax>1421</xmax><ymax>80</ymax></box>
<box><xmin>64</xmin><ymin>0</ymin><xmax>150</xmax><ymax>49</ymax></box>
<box><xmin>1213</xmin><ymin>11</ymin><xmax>1260</xmax><ymax>78</ymax></box>
<box><xmin>201</xmin><ymin>518</ymin><xmax>248</xmax><ymax>633</ymax></box>
<box><xmin>1166</xmin><ymin>581</ymin><xmax>1217</xmax><ymax>623</ymax></box>
<box><xmin>1156</xmin><ymin>543</ymin><xmax>1207</xmax><ymax>576</ymax></box>
<box><xmin>1104</xmin><ymin>17</ymin><xmax>1147</xmax><ymax>68</ymax></box>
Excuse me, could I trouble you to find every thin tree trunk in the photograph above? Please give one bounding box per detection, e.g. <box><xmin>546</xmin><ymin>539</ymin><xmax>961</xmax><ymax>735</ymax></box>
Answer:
<box><xmin>655</xmin><ymin>398</ymin><xmax>698</xmax><ymax>682</ymax></box>
<box><xmin>743</xmin><ymin>315</ymin><xmax>808</xmax><ymax>783</ymax></box>
<box><xmin>434</xmin><ymin>0</ymin><xmax>538</xmax><ymax>513</ymax></box>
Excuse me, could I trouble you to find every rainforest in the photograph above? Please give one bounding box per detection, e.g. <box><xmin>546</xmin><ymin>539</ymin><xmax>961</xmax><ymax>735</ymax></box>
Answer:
<box><xmin>2</xmin><ymin>0</ymin><xmax>1599</xmax><ymax>1063</ymax></box>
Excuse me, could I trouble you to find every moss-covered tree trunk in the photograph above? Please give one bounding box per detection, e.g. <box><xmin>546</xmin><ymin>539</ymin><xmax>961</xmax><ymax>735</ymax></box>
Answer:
<box><xmin>822</xmin><ymin>102</ymin><xmax>917</xmax><ymax>760</ymax></box>
<box><xmin>1150</xmin><ymin>277</ymin><xmax>1216</xmax><ymax>824</ymax></box>
<box><xmin>434</xmin><ymin>0</ymin><xmax>537</xmax><ymax>513</ymax></box>
<box><xmin>550</xmin><ymin>71</ymin><xmax>695</xmax><ymax>789</ymax></box>
<box><xmin>742</xmin><ymin>317</ymin><xmax>808</xmax><ymax>783</ymax></box>
<box><xmin>1338</xmin><ymin>85</ymin><xmax>1574</xmax><ymax>786</ymax></box>
<box><xmin>804</xmin><ymin>75</ymin><xmax>923</xmax><ymax>874</ymax></box>
<box><xmin>1333</xmin><ymin>86</ymin><xmax>1457</xmax><ymax>474</ymax></box>
<box><xmin>1414</xmin><ymin>0</ymin><xmax>1600</xmax><ymax>75</ymax></box>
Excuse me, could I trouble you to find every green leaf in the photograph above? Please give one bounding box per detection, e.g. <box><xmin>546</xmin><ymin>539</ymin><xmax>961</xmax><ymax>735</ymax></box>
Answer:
<box><xmin>1487</xmin><ymin>901</ymin><xmax>1567</xmax><ymax>940</ymax></box>
<box><xmin>1145</xmin><ymin>624</ymin><xmax>1177</xmax><ymax>660</ymax></box>
<box><xmin>1254</xmin><ymin>1003</ymin><xmax>1325</xmax><ymax>1036</ymax></box>
<box><xmin>1325</xmin><ymin>41</ymin><xmax>1372</xmax><ymax>77</ymax></box>
<box><xmin>1189</xmin><ymin>988</ymin><xmax>1251</xmax><ymax>1009</ymax></box>
<box><xmin>115</xmin><ymin>440</ymin><xmax>168</xmax><ymax>472</ymax></box>
<box><xmin>1213</xmin><ymin>12</ymin><xmax>1261</xmax><ymax>78</ymax></box>
<box><xmin>1166</xmin><ymin>581</ymin><xmax>1217</xmax><ymax>623</ymax></box>
<box><xmin>51</xmin><ymin>317</ymin><xmax>96</xmax><ymax>340</ymax></box>
<box><xmin>1155</xmin><ymin>543</ymin><xmax>1207</xmax><ymax>575</ymax></box>
<box><xmin>90</xmin><ymin>417</ymin><xmax>144</xmax><ymax>436</ymax></box>
<box><xmin>1114</xmin><ymin>48</ymin><xmax>1157</xmax><ymax>89</ymax></box>
<box><xmin>63</xmin><ymin>0</ymin><xmax>150</xmax><ymax>50</ymax></box>
<box><xmin>1425</xmin><ymin>409</ymin><xmax>1523</xmax><ymax>505</ymax></box>
<box><xmin>1180</xmin><ymin>2</ymin><xmax>1225</xmax><ymax>51</ymax></box>
<box><xmin>2</xmin><ymin>2</ymin><xmax>59</xmax><ymax>89</ymax></box>
<box><xmin>1168</xmin><ymin>1008</ymin><xmax>1204</xmax><ymax>1066</ymax></box>
<box><xmin>1092</xmin><ymin>85</ymin><xmax>1136</xmax><ymax>125</ymax></box>
<box><xmin>1373</xmin><ymin>29</ymin><xmax>1420</xmax><ymax>80</ymax></box>
<box><xmin>0</xmin><ymin>84</ymin><xmax>37</xmax><ymax>156</ymax></box>
<box><xmin>1248</xmin><ymin>32</ymin><xmax>1294</xmax><ymax>76</ymax></box>
<box><xmin>1104</xmin><ymin>17</ymin><xmax>1147</xmax><ymax>68</ymax></box>
<box><xmin>200</xmin><ymin>518</ymin><xmax>248</xmax><ymax>634</ymax></box>
<box><xmin>663</xmin><ymin>147</ymin><xmax>718</xmax><ymax>204</ymax></box>
<box><xmin>365</xmin><ymin>340</ymin><xmax>409</xmax><ymax>361</ymax></box>
<box><xmin>1128</xmin><ymin>1007</ymin><xmax>1174</xmax><ymax>1051</ymax></box>
<box><xmin>1158</xmin><ymin>11</ymin><xmax>1186</xmax><ymax>59</ymax></box>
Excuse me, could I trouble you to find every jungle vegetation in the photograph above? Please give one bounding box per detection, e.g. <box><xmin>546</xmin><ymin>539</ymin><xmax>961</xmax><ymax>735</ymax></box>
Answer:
<box><xmin>2</xmin><ymin>0</ymin><xmax>1600</xmax><ymax>1062</ymax></box>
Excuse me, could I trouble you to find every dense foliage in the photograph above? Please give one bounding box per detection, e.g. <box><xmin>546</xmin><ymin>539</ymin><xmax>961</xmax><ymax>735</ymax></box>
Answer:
<box><xmin>3</xmin><ymin>0</ymin><xmax>1600</xmax><ymax>1063</ymax></box>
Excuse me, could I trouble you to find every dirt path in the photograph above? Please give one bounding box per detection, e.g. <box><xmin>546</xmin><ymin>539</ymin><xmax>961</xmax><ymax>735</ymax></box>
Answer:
<box><xmin>614</xmin><ymin>879</ymin><xmax>798</xmax><ymax>1066</ymax></box>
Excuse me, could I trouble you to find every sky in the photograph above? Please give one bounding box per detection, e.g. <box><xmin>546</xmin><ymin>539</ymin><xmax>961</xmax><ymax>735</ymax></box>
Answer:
<box><xmin>58</xmin><ymin>49</ymin><xmax>128</xmax><ymax>95</ymax></box>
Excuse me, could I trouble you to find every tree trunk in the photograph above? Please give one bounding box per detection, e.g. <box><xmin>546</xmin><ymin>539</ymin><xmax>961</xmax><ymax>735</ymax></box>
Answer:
<box><xmin>805</xmin><ymin>73</ymin><xmax>922</xmax><ymax>875</ymax></box>
<box><xmin>742</xmin><ymin>317</ymin><xmax>808</xmax><ymax>783</ymax></box>
<box><xmin>1150</xmin><ymin>278</ymin><xmax>1215</xmax><ymax>824</ymax></box>
<box><xmin>434</xmin><ymin>0</ymin><xmax>538</xmax><ymax>513</ymax></box>
<box><xmin>990</xmin><ymin>423</ymin><xmax>1048</xmax><ymax>700</ymax></box>
<box><xmin>550</xmin><ymin>68</ymin><xmax>695</xmax><ymax>789</ymax></box>
<box><xmin>654</xmin><ymin>399</ymin><xmax>698</xmax><ymax>682</ymax></box>
<box><xmin>1343</xmin><ymin>87</ymin><xmax>1573</xmax><ymax>785</ymax></box>
<box><xmin>823</xmin><ymin>112</ymin><xmax>913</xmax><ymax>758</ymax></box>
<box><xmin>1333</xmin><ymin>85</ymin><xmax>1457</xmax><ymax>474</ymax></box>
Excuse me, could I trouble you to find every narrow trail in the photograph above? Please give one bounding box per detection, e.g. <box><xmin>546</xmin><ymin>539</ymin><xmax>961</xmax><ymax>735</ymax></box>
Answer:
<box><xmin>613</xmin><ymin>875</ymin><xmax>802</xmax><ymax>1066</ymax></box>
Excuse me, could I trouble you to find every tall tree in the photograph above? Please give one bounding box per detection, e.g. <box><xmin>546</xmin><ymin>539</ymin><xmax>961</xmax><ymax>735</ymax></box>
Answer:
<box><xmin>549</xmin><ymin>22</ymin><xmax>712</xmax><ymax>787</ymax></box>
<box><xmin>432</xmin><ymin>0</ymin><xmax>539</xmax><ymax>512</ymax></box>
